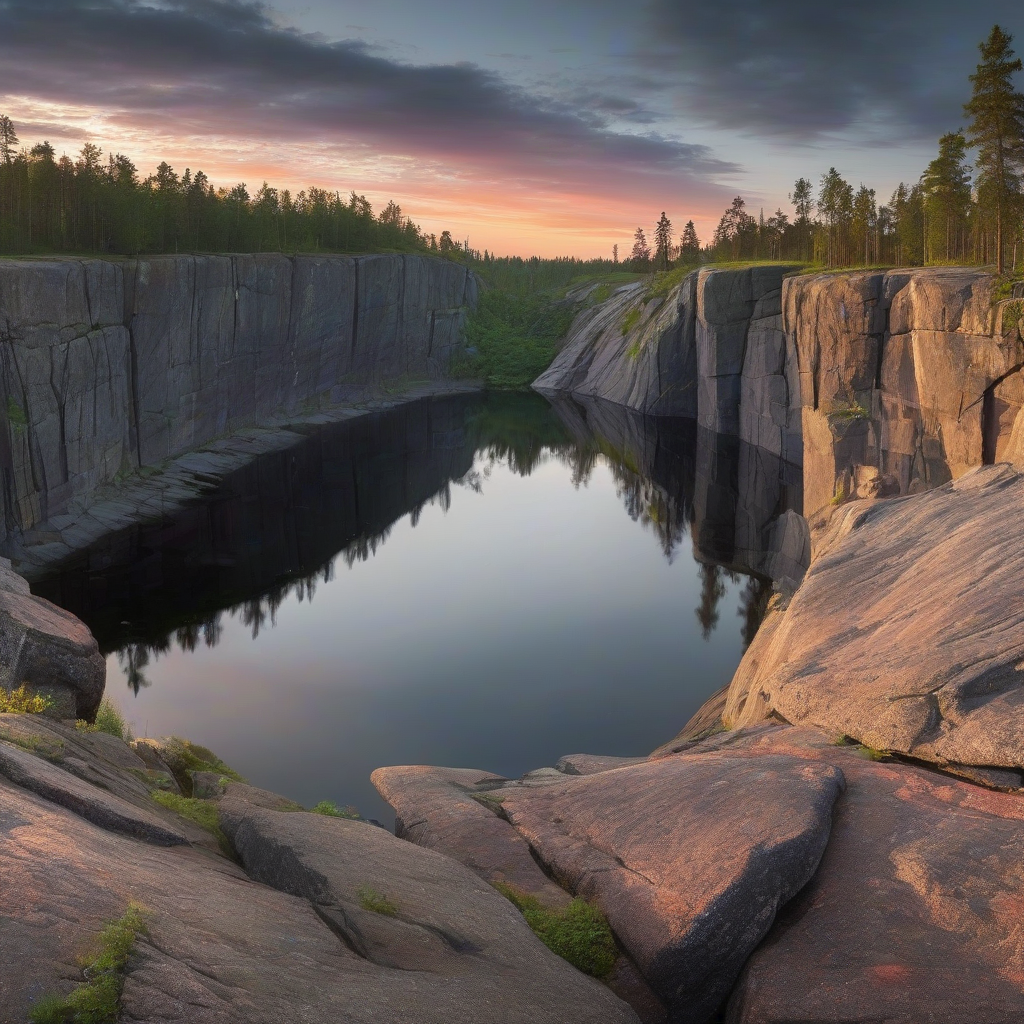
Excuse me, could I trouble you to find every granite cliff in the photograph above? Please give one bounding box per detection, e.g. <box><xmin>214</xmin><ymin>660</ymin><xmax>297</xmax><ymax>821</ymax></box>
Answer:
<box><xmin>0</xmin><ymin>254</ymin><xmax>476</xmax><ymax>551</ymax></box>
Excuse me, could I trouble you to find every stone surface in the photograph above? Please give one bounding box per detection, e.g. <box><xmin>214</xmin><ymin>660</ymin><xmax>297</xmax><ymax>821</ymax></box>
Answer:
<box><xmin>371</xmin><ymin>765</ymin><xmax>570</xmax><ymax>907</ymax></box>
<box><xmin>0</xmin><ymin>255</ymin><xmax>476</xmax><ymax>547</ymax></box>
<box><xmin>724</xmin><ymin>464</ymin><xmax>1024</xmax><ymax>771</ymax></box>
<box><xmin>498</xmin><ymin>752</ymin><xmax>845</xmax><ymax>1024</ymax></box>
<box><xmin>0</xmin><ymin>589</ymin><xmax>105</xmax><ymax>719</ymax></box>
<box><xmin>787</xmin><ymin>268</ymin><xmax>1024</xmax><ymax>520</ymax></box>
<box><xmin>0</xmin><ymin>739</ymin><xmax>186</xmax><ymax>845</ymax></box>
<box><xmin>555</xmin><ymin>753</ymin><xmax>648</xmax><ymax>775</ymax></box>
<box><xmin>535</xmin><ymin>279</ymin><xmax>700</xmax><ymax>417</ymax></box>
<box><xmin>684</xmin><ymin>726</ymin><xmax>1024</xmax><ymax>1023</ymax></box>
<box><xmin>219</xmin><ymin>786</ymin><xmax>639</xmax><ymax>1024</ymax></box>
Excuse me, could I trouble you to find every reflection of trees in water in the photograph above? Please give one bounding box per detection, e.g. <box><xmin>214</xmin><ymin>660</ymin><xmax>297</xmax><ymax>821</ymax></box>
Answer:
<box><xmin>113</xmin><ymin>404</ymin><xmax>770</xmax><ymax>684</ymax></box>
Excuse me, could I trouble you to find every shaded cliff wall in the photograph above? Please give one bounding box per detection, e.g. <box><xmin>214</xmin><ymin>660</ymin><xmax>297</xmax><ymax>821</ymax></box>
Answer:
<box><xmin>788</xmin><ymin>269</ymin><xmax>1024</xmax><ymax>522</ymax></box>
<box><xmin>534</xmin><ymin>265</ymin><xmax>803</xmax><ymax>463</ymax></box>
<box><xmin>0</xmin><ymin>254</ymin><xmax>475</xmax><ymax>542</ymax></box>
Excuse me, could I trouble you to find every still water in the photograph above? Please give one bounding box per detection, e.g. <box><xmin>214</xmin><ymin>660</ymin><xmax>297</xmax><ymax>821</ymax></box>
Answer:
<box><xmin>32</xmin><ymin>392</ymin><xmax>798</xmax><ymax>824</ymax></box>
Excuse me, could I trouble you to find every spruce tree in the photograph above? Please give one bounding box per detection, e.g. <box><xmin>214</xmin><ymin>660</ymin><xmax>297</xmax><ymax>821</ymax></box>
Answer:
<box><xmin>629</xmin><ymin>227</ymin><xmax>651</xmax><ymax>270</ymax></box>
<box><xmin>679</xmin><ymin>220</ymin><xmax>700</xmax><ymax>260</ymax></box>
<box><xmin>921</xmin><ymin>132</ymin><xmax>973</xmax><ymax>263</ymax></box>
<box><xmin>964</xmin><ymin>25</ymin><xmax>1024</xmax><ymax>275</ymax></box>
<box><xmin>654</xmin><ymin>211</ymin><xmax>673</xmax><ymax>270</ymax></box>
<box><xmin>0</xmin><ymin>114</ymin><xmax>17</xmax><ymax>165</ymax></box>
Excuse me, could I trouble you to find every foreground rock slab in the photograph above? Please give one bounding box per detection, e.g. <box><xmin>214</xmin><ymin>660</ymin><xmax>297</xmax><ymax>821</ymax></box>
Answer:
<box><xmin>218</xmin><ymin>785</ymin><xmax>638</xmax><ymax>1023</ymax></box>
<box><xmin>725</xmin><ymin>465</ymin><xmax>1024</xmax><ymax>774</ymax></box>
<box><xmin>695</xmin><ymin>726</ymin><xmax>1024</xmax><ymax>1022</ymax></box>
<box><xmin>378</xmin><ymin>753</ymin><xmax>844</xmax><ymax>1024</ymax></box>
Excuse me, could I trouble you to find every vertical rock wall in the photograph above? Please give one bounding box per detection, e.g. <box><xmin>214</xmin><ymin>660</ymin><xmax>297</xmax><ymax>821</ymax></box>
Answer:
<box><xmin>0</xmin><ymin>254</ymin><xmax>475</xmax><ymax>543</ymax></box>
<box><xmin>788</xmin><ymin>268</ymin><xmax>1024</xmax><ymax>522</ymax></box>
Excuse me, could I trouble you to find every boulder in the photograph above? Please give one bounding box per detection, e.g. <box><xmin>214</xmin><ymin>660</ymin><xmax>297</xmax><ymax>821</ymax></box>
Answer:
<box><xmin>371</xmin><ymin>765</ymin><xmax>570</xmax><ymax>908</ymax></box>
<box><xmin>0</xmin><ymin>590</ymin><xmax>105</xmax><ymax>720</ymax></box>
<box><xmin>724</xmin><ymin>464</ymin><xmax>1024</xmax><ymax>773</ymax></box>
<box><xmin>688</xmin><ymin>726</ymin><xmax>1024</xmax><ymax>1023</ymax></box>
<box><xmin>495</xmin><ymin>752</ymin><xmax>845</xmax><ymax>1023</ymax></box>
<box><xmin>218</xmin><ymin>787</ymin><xmax>640</xmax><ymax>1024</ymax></box>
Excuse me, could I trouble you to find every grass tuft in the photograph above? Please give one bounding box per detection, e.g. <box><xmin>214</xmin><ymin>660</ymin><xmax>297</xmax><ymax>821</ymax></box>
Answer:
<box><xmin>620</xmin><ymin>307</ymin><xmax>642</xmax><ymax>336</ymax></box>
<box><xmin>644</xmin><ymin>263</ymin><xmax>698</xmax><ymax>301</ymax></box>
<box><xmin>358</xmin><ymin>886</ymin><xmax>399</xmax><ymax>916</ymax></box>
<box><xmin>0</xmin><ymin>684</ymin><xmax>52</xmax><ymax>715</ymax></box>
<box><xmin>158</xmin><ymin>737</ymin><xmax>245</xmax><ymax>795</ymax></box>
<box><xmin>495</xmin><ymin>884</ymin><xmax>617</xmax><ymax>979</ymax></box>
<box><xmin>78</xmin><ymin>697</ymin><xmax>133</xmax><ymax>741</ymax></box>
<box><xmin>29</xmin><ymin>902</ymin><xmax>148</xmax><ymax>1023</ymax></box>
<box><xmin>311</xmin><ymin>800</ymin><xmax>359</xmax><ymax>819</ymax></box>
<box><xmin>150</xmin><ymin>790</ymin><xmax>233</xmax><ymax>856</ymax></box>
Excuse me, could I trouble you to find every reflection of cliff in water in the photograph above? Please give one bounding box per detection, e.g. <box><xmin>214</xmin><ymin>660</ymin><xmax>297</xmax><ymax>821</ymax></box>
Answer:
<box><xmin>31</xmin><ymin>391</ymin><xmax>805</xmax><ymax>688</ymax></box>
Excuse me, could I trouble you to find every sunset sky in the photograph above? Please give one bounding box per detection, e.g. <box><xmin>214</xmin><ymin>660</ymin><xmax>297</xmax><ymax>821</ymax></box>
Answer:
<box><xmin>1</xmin><ymin>0</ymin><xmax>1021</xmax><ymax>257</ymax></box>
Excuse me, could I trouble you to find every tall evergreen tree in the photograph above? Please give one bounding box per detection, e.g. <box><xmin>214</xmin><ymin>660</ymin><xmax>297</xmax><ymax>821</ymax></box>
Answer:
<box><xmin>0</xmin><ymin>115</ymin><xmax>17</xmax><ymax>165</ymax></box>
<box><xmin>679</xmin><ymin>220</ymin><xmax>700</xmax><ymax>260</ymax></box>
<box><xmin>653</xmin><ymin>211</ymin><xmax>673</xmax><ymax>270</ymax></box>
<box><xmin>629</xmin><ymin>226</ymin><xmax>651</xmax><ymax>269</ymax></box>
<box><xmin>790</xmin><ymin>177</ymin><xmax>815</xmax><ymax>260</ymax></box>
<box><xmin>964</xmin><ymin>25</ymin><xmax>1024</xmax><ymax>274</ymax></box>
<box><xmin>852</xmin><ymin>186</ymin><xmax>877</xmax><ymax>266</ymax></box>
<box><xmin>921</xmin><ymin>131</ymin><xmax>973</xmax><ymax>263</ymax></box>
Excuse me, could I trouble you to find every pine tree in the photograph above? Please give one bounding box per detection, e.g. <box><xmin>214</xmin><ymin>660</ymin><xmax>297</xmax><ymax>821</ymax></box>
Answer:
<box><xmin>964</xmin><ymin>25</ymin><xmax>1024</xmax><ymax>274</ymax></box>
<box><xmin>921</xmin><ymin>132</ymin><xmax>973</xmax><ymax>263</ymax></box>
<box><xmin>852</xmin><ymin>186</ymin><xmax>877</xmax><ymax>266</ymax></box>
<box><xmin>653</xmin><ymin>211</ymin><xmax>673</xmax><ymax>270</ymax></box>
<box><xmin>0</xmin><ymin>114</ymin><xmax>18</xmax><ymax>165</ymax></box>
<box><xmin>629</xmin><ymin>226</ymin><xmax>651</xmax><ymax>269</ymax></box>
<box><xmin>817</xmin><ymin>169</ymin><xmax>854</xmax><ymax>268</ymax></box>
<box><xmin>790</xmin><ymin>177</ymin><xmax>814</xmax><ymax>261</ymax></box>
<box><xmin>679</xmin><ymin>220</ymin><xmax>700</xmax><ymax>260</ymax></box>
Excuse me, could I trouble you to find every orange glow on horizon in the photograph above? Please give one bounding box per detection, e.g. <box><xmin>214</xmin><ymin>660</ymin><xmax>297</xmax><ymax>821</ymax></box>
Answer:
<box><xmin>2</xmin><ymin>97</ymin><xmax>727</xmax><ymax>259</ymax></box>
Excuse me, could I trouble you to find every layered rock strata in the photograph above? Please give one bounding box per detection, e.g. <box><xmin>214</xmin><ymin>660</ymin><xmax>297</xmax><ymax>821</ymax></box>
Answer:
<box><xmin>0</xmin><ymin>255</ymin><xmax>475</xmax><ymax>546</ymax></box>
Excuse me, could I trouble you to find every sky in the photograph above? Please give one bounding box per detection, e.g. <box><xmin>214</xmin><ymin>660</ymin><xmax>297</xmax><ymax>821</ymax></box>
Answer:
<box><xmin>0</xmin><ymin>0</ymin><xmax>1021</xmax><ymax>256</ymax></box>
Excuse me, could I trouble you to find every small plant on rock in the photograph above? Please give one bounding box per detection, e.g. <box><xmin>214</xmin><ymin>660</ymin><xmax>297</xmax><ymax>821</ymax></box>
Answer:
<box><xmin>495</xmin><ymin>883</ymin><xmax>617</xmax><ymax>979</ymax></box>
<box><xmin>358</xmin><ymin>886</ymin><xmax>399</xmax><ymax>916</ymax></box>
<box><xmin>93</xmin><ymin>697</ymin><xmax>132</xmax><ymax>741</ymax></box>
<box><xmin>0</xmin><ymin>684</ymin><xmax>51</xmax><ymax>714</ymax></box>
<box><xmin>29</xmin><ymin>902</ymin><xmax>149</xmax><ymax>1023</ymax></box>
<box><xmin>311</xmin><ymin>800</ymin><xmax>359</xmax><ymax>819</ymax></box>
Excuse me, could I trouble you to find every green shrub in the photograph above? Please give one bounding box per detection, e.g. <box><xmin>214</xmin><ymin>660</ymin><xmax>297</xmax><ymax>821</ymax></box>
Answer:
<box><xmin>1002</xmin><ymin>300</ymin><xmax>1023</xmax><ymax>334</ymax></box>
<box><xmin>92</xmin><ymin>698</ymin><xmax>132</xmax><ymax>741</ymax></box>
<box><xmin>620</xmin><ymin>307</ymin><xmax>642</xmax><ymax>336</ymax></box>
<box><xmin>358</xmin><ymin>886</ymin><xmax>399</xmax><ymax>916</ymax></box>
<box><xmin>0</xmin><ymin>684</ymin><xmax>51</xmax><ymax>714</ymax></box>
<box><xmin>29</xmin><ymin>903</ymin><xmax>148</xmax><ymax>1023</ymax></box>
<box><xmin>496</xmin><ymin>884</ymin><xmax>617</xmax><ymax>979</ymax></box>
<box><xmin>311</xmin><ymin>800</ymin><xmax>359</xmax><ymax>819</ymax></box>
<box><xmin>159</xmin><ymin>737</ymin><xmax>244</xmax><ymax>795</ymax></box>
<box><xmin>456</xmin><ymin>291</ymin><xmax>577</xmax><ymax>389</ymax></box>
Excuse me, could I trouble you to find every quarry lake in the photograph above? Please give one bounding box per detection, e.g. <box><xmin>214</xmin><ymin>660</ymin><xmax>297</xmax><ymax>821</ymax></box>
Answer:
<box><xmin>30</xmin><ymin>391</ymin><xmax>797</xmax><ymax>824</ymax></box>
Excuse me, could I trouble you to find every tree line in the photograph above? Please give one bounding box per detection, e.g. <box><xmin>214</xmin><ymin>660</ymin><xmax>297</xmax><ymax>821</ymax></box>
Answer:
<box><xmin>625</xmin><ymin>25</ymin><xmax>1024</xmax><ymax>277</ymax></box>
<box><xmin>0</xmin><ymin>119</ymin><xmax>470</xmax><ymax>258</ymax></box>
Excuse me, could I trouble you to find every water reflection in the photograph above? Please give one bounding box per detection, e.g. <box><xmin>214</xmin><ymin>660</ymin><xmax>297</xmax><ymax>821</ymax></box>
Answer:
<box><xmin>30</xmin><ymin>392</ymin><xmax>801</xmax><ymax>689</ymax></box>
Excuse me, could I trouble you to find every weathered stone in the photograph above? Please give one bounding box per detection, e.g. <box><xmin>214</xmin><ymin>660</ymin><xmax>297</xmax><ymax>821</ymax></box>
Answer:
<box><xmin>555</xmin><ymin>753</ymin><xmax>648</xmax><ymax>775</ymax></box>
<box><xmin>0</xmin><ymin>740</ymin><xmax>187</xmax><ymax>845</ymax></box>
<box><xmin>219</xmin><ymin>787</ymin><xmax>640</xmax><ymax>1024</ymax></box>
<box><xmin>535</xmin><ymin>278</ymin><xmax>700</xmax><ymax>417</ymax></box>
<box><xmin>371</xmin><ymin>765</ymin><xmax>569</xmax><ymax>907</ymax></box>
<box><xmin>0</xmin><ymin>255</ymin><xmax>476</xmax><ymax>546</ymax></box>
<box><xmin>498</xmin><ymin>752</ymin><xmax>845</xmax><ymax>1023</ymax></box>
<box><xmin>725</xmin><ymin>464</ymin><xmax>1024</xmax><ymax>772</ymax></box>
<box><xmin>691</xmin><ymin>726</ymin><xmax>1024</xmax><ymax>1024</ymax></box>
<box><xmin>0</xmin><ymin>590</ymin><xmax>104</xmax><ymax>719</ymax></box>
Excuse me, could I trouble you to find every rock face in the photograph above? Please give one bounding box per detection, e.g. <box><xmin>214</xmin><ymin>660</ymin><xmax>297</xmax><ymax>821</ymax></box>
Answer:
<box><xmin>374</xmin><ymin>753</ymin><xmax>845</xmax><ymax>1024</ymax></box>
<box><xmin>536</xmin><ymin>267</ymin><xmax>802</xmax><ymax>463</ymax></box>
<box><xmin>0</xmin><ymin>255</ymin><xmax>475</xmax><ymax>545</ymax></box>
<box><xmin>724</xmin><ymin>464</ymin><xmax>1024</xmax><ymax>774</ymax></box>
<box><xmin>0</xmin><ymin>715</ymin><xmax>639</xmax><ymax>1023</ymax></box>
<box><xmin>0</xmin><ymin>556</ymin><xmax>104</xmax><ymax>718</ymax></box>
<box><xmin>789</xmin><ymin>268</ymin><xmax>1024</xmax><ymax>521</ymax></box>
<box><xmin>534</xmin><ymin>280</ymin><xmax>699</xmax><ymax>416</ymax></box>
<box><xmin>699</xmin><ymin>726</ymin><xmax>1024</xmax><ymax>1023</ymax></box>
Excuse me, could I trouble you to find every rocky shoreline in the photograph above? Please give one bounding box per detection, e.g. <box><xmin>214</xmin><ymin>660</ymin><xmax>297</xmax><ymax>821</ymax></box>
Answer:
<box><xmin>2</xmin><ymin>263</ymin><xmax>1024</xmax><ymax>1020</ymax></box>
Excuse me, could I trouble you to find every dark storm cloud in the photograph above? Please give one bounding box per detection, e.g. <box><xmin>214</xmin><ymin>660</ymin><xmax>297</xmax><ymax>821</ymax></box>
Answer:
<box><xmin>0</xmin><ymin>0</ymin><xmax>734</xmax><ymax>197</ymax></box>
<box><xmin>644</xmin><ymin>0</ymin><xmax>1024</xmax><ymax>139</ymax></box>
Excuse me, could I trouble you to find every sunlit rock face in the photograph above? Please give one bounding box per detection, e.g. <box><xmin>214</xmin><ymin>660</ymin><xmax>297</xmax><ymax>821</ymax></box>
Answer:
<box><xmin>0</xmin><ymin>254</ymin><xmax>475</xmax><ymax>543</ymax></box>
<box><xmin>788</xmin><ymin>268</ymin><xmax>1024</xmax><ymax>523</ymax></box>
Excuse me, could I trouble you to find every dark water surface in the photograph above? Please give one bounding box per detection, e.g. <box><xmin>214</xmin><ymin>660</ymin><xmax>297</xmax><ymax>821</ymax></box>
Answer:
<box><xmin>32</xmin><ymin>392</ymin><xmax>797</xmax><ymax>824</ymax></box>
